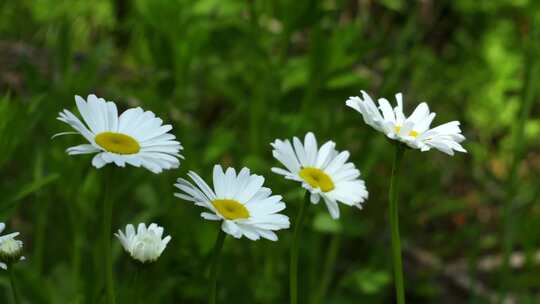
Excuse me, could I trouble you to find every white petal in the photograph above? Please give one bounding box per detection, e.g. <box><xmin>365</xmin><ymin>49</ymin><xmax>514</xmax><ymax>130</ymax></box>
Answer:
<box><xmin>322</xmin><ymin>195</ymin><xmax>340</xmax><ymax>219</ymax></box>
<box><xmin>91</xmin><ymin>153</ymin><xmax>108</xmax><ymax>169</ymax></box>
<box><xmin>201</xmin><ymin>212</ymin><xmax>220</xmax><ymax>221</ymax></box>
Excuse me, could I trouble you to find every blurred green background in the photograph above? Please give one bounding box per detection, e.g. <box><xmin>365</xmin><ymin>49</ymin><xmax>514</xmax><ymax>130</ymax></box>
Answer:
<box><xmin>1</xmin><ymin>0</ymin><xmax>539</xmax><ymax>303</ymax></box>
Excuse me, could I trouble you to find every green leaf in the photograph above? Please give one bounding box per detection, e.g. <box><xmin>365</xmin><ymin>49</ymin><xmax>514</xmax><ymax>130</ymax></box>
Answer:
<box><xmin>1</xmin><ymin>173</ymin><xmax>60</xmax><ymax>217</ymax></box>
<box><xmin>326</xmin><ymin>72</ymin><xmax>367</xmax><ymax>90</ymax></box>
<box><xmin>354</xmin><ymin>269</ymin><xmax>391</xmax><ymax>294</ymax></box>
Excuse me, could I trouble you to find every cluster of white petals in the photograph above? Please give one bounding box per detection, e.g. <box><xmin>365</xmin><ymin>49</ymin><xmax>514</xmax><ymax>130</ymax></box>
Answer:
<box><xmin>0</xmin><ymin>223</ymin><xmax>24</xmax><ymax>270</ymax></box>
<box><xmin>115</xmin><ymin>223</ymin><xmax>171</xmax><ymax>263</ymax></box>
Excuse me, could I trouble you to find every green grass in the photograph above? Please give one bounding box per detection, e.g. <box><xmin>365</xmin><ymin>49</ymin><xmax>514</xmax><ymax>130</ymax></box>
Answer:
<box><xmin>0</xmin><ymin>0</ymin><xmax>539</xmax><ymax>303</ymax></box>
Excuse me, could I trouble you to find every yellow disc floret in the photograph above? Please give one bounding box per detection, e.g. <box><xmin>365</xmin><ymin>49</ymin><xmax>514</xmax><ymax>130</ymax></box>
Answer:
<box><xmin>395</xmin><ymin>125</ymin><xmax>419</xmax><ymax>138</ymax></box>
<box><xmin>212</xmin><ymin>199</ymin><xmax>250</xmax><ymax>220</ymax></box>
<box><xmin>95</xmin><ymin>132</ymin><xmax>140</xmax><ymax>154</ymax></box>
<box><xmin>299</xmin><ymin>167</ymin><xmax>335</xmax><ymax>192</ymax></box>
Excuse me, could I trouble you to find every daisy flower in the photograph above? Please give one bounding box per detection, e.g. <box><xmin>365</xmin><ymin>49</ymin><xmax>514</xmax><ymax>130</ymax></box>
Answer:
<box><xmin>57</xmin><ymin>94</ymin><xmax>183</xmax><ymax>173</ymax></box>
<box><xmin>271</xmin><ymin>132</ymin><xmax>368</xmax><ymax>219</ymax></box>
<box><xmin>115</xmin><ymin>223</ymin><xmax>171</xmax><ymax>263</ymax></box>
<box><xmin>345</xmin><ymin>91</ymin><xmax>466</xmax><ymax>155</ymax></box>
<box><xmin>0</xmin><ymin>223</ymin><xmax>24</xmax><ymax>270</ymax></box>
<box><xmin>174</xmin><ymin>165</ymin><xmax>290</xmax><ymax>241</ymax></box>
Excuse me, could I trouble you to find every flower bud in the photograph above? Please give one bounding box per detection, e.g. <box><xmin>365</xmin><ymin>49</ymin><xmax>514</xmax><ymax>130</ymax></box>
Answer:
<box><xmin>115</xmin><ymin>223</ymin><xmax>171</xmax><ymax>264</ymax></box>
<box><xmin>0</xmin><ymin>238</ymin><xmax>23</xmax><ymax>265</ymax></box>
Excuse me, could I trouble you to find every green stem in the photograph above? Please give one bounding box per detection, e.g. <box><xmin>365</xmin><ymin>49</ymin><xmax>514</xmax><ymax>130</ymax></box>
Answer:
<box><xmin>312</xmin><ymin>235</ymin><xmax>341</xmax><ymax>304</ymax></box>
<box><xmin>500</xmin><ymin>25</ymin><xmax>540</xmax><ymax>296</ymax></box>
<box><xmin>32</xmin><ymin>152</ymin><xmax>46</xmax><ymax>274</ymax></box>
<box><xmin>72</xmin><ymin>215</ymin><xmax>83</xmax><ymax>299</ymax></box>
<box><xmin>290</xmin><ymin>191</ymin><xmax>311</xmax><ymax>304</ymax></box>
<box><xmin>8</xmin><ymin>265</ymin><xmax>21</xmax><ymax>304</ymax></box>
<box><xmin>389</xmin><ymin>144</ymin><xmax>406</xmax><ymax>304</ymax></box>
<box><xmin>103</xmin><ymin>168</ymin><xmax>116</xmax><ymax>304</ymax></box>
<box><xmin>132</xmin><ymin>263</ymin><xmax>141</xmax><ymax>304</ymax></box>
<box><xmin>209</xmin><ymin>227</ymin><xmax>226</xmax><ymax>304</ymax></box>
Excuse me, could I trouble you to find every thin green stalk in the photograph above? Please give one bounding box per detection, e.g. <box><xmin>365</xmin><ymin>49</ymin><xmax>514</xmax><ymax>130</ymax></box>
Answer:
<box><xmin>500</xmin><ymin>25</ymin><xmax>539</xmax><ymax>296</ymax></box>
<box><xmin>72</xmin><ymin>212</ymin><xmax>83</xmax><ymax>299</ymax></box>
<box><xmin>103</xmin><ymin>168</ymin><xmax>116</xmax><ymax>304</ymax></box>
<box><xmin>389</xmin><ymin>144</ymin><xmax>406</xmax><ymax>304</ymax></box>
<box><xmin>209</xmin><ymin>227</ymin><xmax>226</xmax><ymax>304</ymax></box>
<box><xmin>290</xmin><ymin>191</ymin><xmax>311</xmax><ymax>304</ymax></box>
<box><xmin>131</xmin><ymin>263</ymin><xmax>141</xmax><ymax>304</ymax></box>
<box><xmin>8</xmin><ymin>266</ymin><xmax>21</xmax><ymax>304</ymax></box>
<box><xmin>312</xmin><ymin>235</ymin><xmax>341</xmax><ymax>304</ymax></box>
<box><xmin>32</xmin><ymin>152</ymin><xmax>47</xmax><ymax>274</ymax></box>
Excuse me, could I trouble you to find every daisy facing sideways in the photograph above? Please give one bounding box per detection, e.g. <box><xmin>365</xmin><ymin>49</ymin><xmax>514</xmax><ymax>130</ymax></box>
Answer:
<box><xmin>174</xmin><ymin>165</ymin><xmax>290</xmax><ymax>241</ymax></box>
<box><xmin>345</xmin><ymin>90</ymin><xmax>466</xmax><ymax>155</ymax></box>
<box><xmin>57</xmin><ymin>94</ymin><xmax>183</xmax><ymax>173</ymax></box>
<box><xmin>271</xmin><ymin>132</ymin><xmax>368</xmax><ymax>219</ymax></box>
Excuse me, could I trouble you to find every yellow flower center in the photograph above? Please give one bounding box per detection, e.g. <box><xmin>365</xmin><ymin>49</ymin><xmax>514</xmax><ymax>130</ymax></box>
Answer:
<box><xmin>211</xmin><ymin>199</ymin><xmax>250</xmax><ymax>220</ymax></box>
<box><xmin>94</xmin><ymin>132</ymin><xmax>140</xmax><ymax>154</ymax></box>
<box><xmin>394</xmin><ymin>126</ymin><xmax>419</xmax><ymax>138</ymax></box>
<box><xmin>298</xmin><ymin>167</ymin><xmax>335</xmax><ymax>192</ymax></box>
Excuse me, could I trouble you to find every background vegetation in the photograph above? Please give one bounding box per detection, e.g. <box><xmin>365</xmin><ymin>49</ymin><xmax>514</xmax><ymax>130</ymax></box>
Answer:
<box><xmin>1</xmin><ymin>0</ymin><xmax>539</xmax><ymax>303</ymax></box>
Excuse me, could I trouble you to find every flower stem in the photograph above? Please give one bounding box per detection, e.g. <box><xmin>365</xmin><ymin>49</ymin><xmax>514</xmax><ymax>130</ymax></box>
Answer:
<box><xmin>8</xmin><ymin>265</ymin><xmax>21</xmax><ymax>304</ymax></box>
<box><xmin>389</xmin><ymin>144</ymin><xmax>406</xmax><ymax>304</ymax></box>
<box><xmin>209</xmin><ymin>227</ymin><xmax>226</xmax><ymax>304</ymax></box>
<box><xmin>103</xmin><ymin>168</ymin><xmax>116</xmax><ymax>304</ymax></box>
<box><xmin>290</xmin><ymin>191</ymin><xmax>311</xmax><ymax>304</ymax></box>
<box><xmin>132</xmin><ymin>263</ymin><xmax>142</xmax><ymax>304</ymax></box>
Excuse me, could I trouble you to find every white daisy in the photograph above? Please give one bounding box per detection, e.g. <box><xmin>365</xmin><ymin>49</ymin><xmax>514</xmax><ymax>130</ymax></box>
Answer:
<box><xmin>0</xmin><ymin>223</ymin><xmax>24</xmax><ymax>270</ymax></box>
<box><xmin>271</xmin><ymin>132</ymin><xmax>368</xmax><ymax>219</ymax></box>
<box><xmin>57</xmin><ymin>94</ymin><xmax>183</xmax><ymax>173</ymax></box>
<box><xmin>346</xmin><ymin>91</ymin><xmax>467</xmax><ymax>156</ymax></box>
<box><xmin>115</xmin><ymin>223</ymin><xmax>171</xmax><ymax>263</ymax></box>
<box><xmin>174</xmin><ymin>165</ymin><xmax>290</xmax><ymax>241</ymax></box>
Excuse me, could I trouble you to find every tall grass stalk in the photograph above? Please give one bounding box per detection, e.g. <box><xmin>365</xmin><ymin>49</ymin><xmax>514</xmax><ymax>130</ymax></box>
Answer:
<box><xmin>312</xmin><ymin>235</ymin><xmax>341</xmax><ymax>304</ymax></box>
<box><xmin>8</xmin><ymin>265</ymin><xmax>21</xmax><ymax>304</ymax></box>
<box><xmin>32</xmin><ymin>152</ymin><xmax>47</xmax><ymax>274</ymax></box>
<box><xmin>290</xmin><ymin>191</ymin><xmax>311</xmax><ymax>304</ymax></box>
<box><xmin>389</xmin><ymin>144</ymin><xmax>406</xmax><ymax>304</ymax></box>
<box><xmin>500</xmin><ymin>25</ymin><xmax>540</xmax><ymax>295</ymax></box>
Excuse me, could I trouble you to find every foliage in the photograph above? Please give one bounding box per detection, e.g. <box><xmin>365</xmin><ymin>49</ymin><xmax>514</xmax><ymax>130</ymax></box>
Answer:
<box><xmin>0</xmin><ymin>0</ymin><xmax>539</xmax><ymax>303</ymax></box>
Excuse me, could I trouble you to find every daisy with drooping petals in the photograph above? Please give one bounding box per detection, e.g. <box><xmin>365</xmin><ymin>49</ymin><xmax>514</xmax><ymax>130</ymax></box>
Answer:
<box><xmin>346</xmin><ymin>91</ymin><xmax>467</xmax><ymax>155</ymax></box>
<box><xmin>345</xmin><ymin>90</ymin><xmax>467</xmax><ymax>303</ymax></box>
<box><xmin>174</xmin><ymin>165</ymin><xmax>290</xmax><ymax>241</ymax></box>
<box><xmin>57</xmin><ymin>94</ymin><xmax>183</xmax><ymax>173</ymax></box>
<box><xmin>271</xmin><ymin>132</ymin><xmax>368</xmax><ymax>219</ymax></box>
<box><xmin>115</xmin><ymin>223</ymin><xmax>171</xmax><ymax>263</ymax></box>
